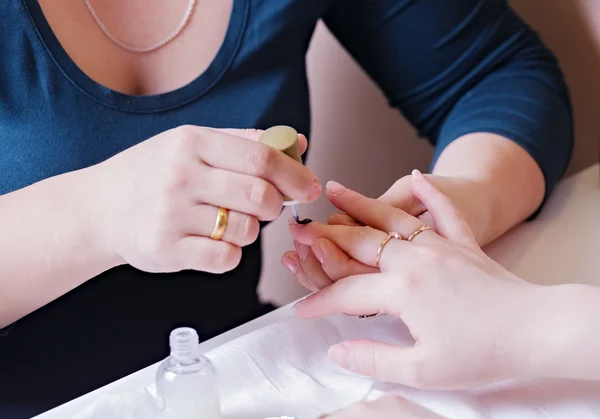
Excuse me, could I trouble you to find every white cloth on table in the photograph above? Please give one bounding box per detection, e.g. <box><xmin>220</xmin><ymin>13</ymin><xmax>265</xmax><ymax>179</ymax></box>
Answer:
<box><xmin>73</xmin><ymin>313</ymin><xmax>600</xmax><ymax>419</ymax></box>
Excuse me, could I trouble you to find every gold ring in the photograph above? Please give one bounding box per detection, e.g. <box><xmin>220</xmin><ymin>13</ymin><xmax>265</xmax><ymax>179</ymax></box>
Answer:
<box><xmin>210</xmin><ymin>207</ymin><xmax>229</xmax><ymax>241</ymax></box>
<box><xmin>407</xmin><ymin>225</ymin><xmax>433</xmax><ymax>242</ymax></box>
<box><xmin>375</xmin><ymin>231</ymin><xmax>401</xmax><ymax>268</ymax></box>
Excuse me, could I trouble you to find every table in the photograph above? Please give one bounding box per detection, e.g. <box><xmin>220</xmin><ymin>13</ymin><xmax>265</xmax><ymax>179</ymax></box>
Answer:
<box><xmin>36</xmin><ymin>164</ymin><xmax>600</xmax><ymax>418</ymax></box>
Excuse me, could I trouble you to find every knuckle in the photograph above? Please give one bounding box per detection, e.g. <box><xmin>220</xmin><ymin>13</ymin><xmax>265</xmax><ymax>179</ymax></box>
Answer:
<box><xmin>153</xmin><ymin>196</ymin><xmax>183</xmax><ymax>229</ymax></box>
<box><xmin>418</xmin><ymin>245</ymin><xmax>445</xmax><ymax>265</ymax></box>
<box><xmin>356</xmin><ymin>226</ymin><xmax>375</xmax><ymax>243</ymax></box>
<box><xmin>172</xmin><ymin>125</ymin><xmax>198</xmax><ymax>149</ymax></box>
<box><xmin>351</xmin><ymin>346</ymin><xmax>380</xmax><ymax>378</ymax></box>
<box><xmin>392</xmin><ymin>175</ymin><xmax>410</xmax><ymax>190</ymax></box>
<box><xmin>249</xmin><ymin>180</ymin><xmax>272</xmax><ymax>208</ymax></box>
<box><xmin>163</xmin><ymin>164</ymin><xmax>192</xmax><ymax>195</ymax></box>
<box><xmin>302</xmin><ymin>260</ymin><xmax>325</xmax><ymax>284</ymax></box>
<box><xmin>174</xmin><ymin>124</ymin><xmax>195</xmax><ymax>140</ymax></box>
<box><xmin>399</xmin><ymin>270</ymin><xmax>421</xmax><ymax>293</ymax></box>
<box><xmin>251</xmin><ymin>145</ymin><xmax>276</xmax><ymax>177</ymax></box>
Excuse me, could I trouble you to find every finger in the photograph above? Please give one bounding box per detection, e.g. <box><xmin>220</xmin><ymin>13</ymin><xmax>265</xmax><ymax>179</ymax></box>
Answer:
<box><xmin>177</xmin><ymin>236</ymin><xmax>242</xmax><ymax>274</ymax></box>
<box><xmin>289</xmin><ymin>222</ymin><xmax>404</xmax><ymax>269</ymax></box>
<box><xmin>281</xmin><ymin>251</ymin><xmax>329</xmax><ymax>291</ymax></box>
<box><xmin>328</xmin><ymin>340</ymin><xmax>416</xmax><ymax>385</ymax></box>
<box><xmin>313</xmin><ymin>238</ymin><xmax>378</xmax><ymax>281</ymax></box>
<box><xmin>198</xmin><ymin>127</ymin><xmax>320</xmax><ymax>203</ymax></box>
<box><xmin>293</xmin><ymin>273</ymin><xmax>399</xmax><ymax>318</ymax></box>
<box><xmin>194</xmin><ymin>166</ymin><xmax>284</xmax><ymax>221</ymax></box>
<box><xmin>378</xmin><ymin>176</ymin><xmax>427</xmax><ymax>216</ymax></box>
<box><xmin>325</xmin><ymin>181</ymin><xmax>424</xmax><ymax>240</ymax></box>
<box><xmin>327</xmin><ymin>213</ymin><xmax>361</xmax><ymax>226</ymax></box>
<box><xmin>294</xmin><ymin>240</ymin><xmax>335</xmax><ymax>291</ymax></box>
<box><xmin>180</xmin><ymin>205</ymin><xmax>259</xmax><ymax>247</ymax></box>
<box><xmin>411</xmin><ymin>170</ymin><xmax>478</xmax><ymax>249</ymax></box>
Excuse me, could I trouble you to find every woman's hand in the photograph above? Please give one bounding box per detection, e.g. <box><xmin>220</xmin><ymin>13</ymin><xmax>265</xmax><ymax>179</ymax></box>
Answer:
<box><xmin>281</xmin><ymin>174</ymin><xmax>492</xmax><ymax>291</ymax></box>
<box><xmin>291</xmin><ymin>171</ymin><xmax>540</xmax><ymax>390</ymax></box>
<box><xmin>320</xmin><ymin>394</ymin><xmax>446</xmax><ymax>419</ymax></box>
<box><xmin>92</xmin><ymin>125</ymin><xmax>320</xmax><ymax>274</ymax></box>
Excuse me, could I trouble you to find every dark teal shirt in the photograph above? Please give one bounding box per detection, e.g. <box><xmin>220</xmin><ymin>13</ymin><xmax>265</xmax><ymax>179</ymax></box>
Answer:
<box><xmin>0</xmin><ymin>0</ymin><xmax>572</xmax><ymax>416</ymax></box>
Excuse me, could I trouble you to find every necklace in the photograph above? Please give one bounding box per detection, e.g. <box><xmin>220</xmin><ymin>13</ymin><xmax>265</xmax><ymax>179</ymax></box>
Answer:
<box><xmin>82</xmin><ymin>0</ymin><xmax>197</xmax><ymax>53</ymax></box>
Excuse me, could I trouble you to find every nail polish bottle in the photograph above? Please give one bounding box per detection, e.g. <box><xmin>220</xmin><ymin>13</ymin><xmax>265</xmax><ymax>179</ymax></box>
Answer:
<box><xmin>156</xmin><ymin>327</ymin><xmax>221</xmax><ymax>419</ymax></box>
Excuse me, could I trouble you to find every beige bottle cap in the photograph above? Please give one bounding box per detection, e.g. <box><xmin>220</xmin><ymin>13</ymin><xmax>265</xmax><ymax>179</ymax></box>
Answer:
<box><xmin>259</xmin><ymin>126</ymin><xmax>302</xmax><ymax>204</ymax></box>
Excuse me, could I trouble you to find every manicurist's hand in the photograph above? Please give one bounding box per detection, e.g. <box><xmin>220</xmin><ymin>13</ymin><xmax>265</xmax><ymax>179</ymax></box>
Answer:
<box><xmin>93</xmin><ymin>126</ymin><xmax>320</xmax><ymax>274</ymax></box>
<box><xmin>291</xmin><ymin>171</ymin><xmax>540</xmax><ymax>390</ymax></box>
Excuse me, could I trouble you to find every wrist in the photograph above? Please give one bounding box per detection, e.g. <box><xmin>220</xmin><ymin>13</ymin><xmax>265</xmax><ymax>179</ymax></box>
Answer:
<box><xmin>525</xmin><ymin>284</ymin><xmax>600</xmax><ymax>380</ymax></box>
<box><xmin>496</xmin><ymin>280</ymin><xmax>546</xmax><ymax>381</ymax></box>
<box><xmin>72</xmin><ymin>165</ymin><xmax>125</xmax><ymax>269</ymax></box>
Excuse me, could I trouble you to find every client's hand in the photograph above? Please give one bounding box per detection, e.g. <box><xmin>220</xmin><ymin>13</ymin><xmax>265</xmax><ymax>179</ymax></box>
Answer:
<box><xmin>291</xmin><ymin>171</ymin><xmax>539</xmax><ymax>390</ymax></box>
<box><xmin>320</xmin><ymin>394</ymin><xmax>446</xmax><ymax>419</ymax></box>
<box><xmin>281</xmin><ymin>174</ymin><xmax>489</xmax><ymax>291</ymax></box>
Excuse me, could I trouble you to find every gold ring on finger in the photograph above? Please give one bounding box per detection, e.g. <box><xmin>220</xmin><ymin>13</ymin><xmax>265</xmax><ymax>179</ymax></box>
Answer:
<box><xmin>407</xmin><ymin>225</ymin><xmax>433</xmax><ymax>242</ymax></box>
<box><xmin>375</xmin><ymin>231</ymin><xmax>402</xmax><ymax>268</ymax></box>
<box><xmin>210</xmin><ymin>207</ymin><xmax>229</xmax><ymax>241</ymax></box>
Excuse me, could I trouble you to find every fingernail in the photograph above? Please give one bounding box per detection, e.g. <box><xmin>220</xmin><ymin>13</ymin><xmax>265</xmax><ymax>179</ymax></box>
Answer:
<box><xmin>281</xmin><ymin>256</ymin><xmax>297</xmax><ymax>274</ymax></box>
<box><xmin>411</xmin><ymin>169</ymin><xmax>428</xmax><ymax>182</ymax></box>
<box><xmin>309</xmin><ymin>178</ymin><xmax>322</xmax><ymax>200</ymax></box>
<box><xmin>312</xmin><ymin>243</ymin><xmax>324</xmax><ymax>264</ymax></box>
<box><xmin>328</xmin><ymin>343</ymin><xmax>351</xmax><ymax>370</ymax></box>
<box><xmin>294</xmin><ymin>241</ymin><xmax>310</xmax><ymax>261</ymax></box>
<box><xmin>326</xmin><ymin>180</ymin><xmax>346</xmax><ymax>196</ymax></box>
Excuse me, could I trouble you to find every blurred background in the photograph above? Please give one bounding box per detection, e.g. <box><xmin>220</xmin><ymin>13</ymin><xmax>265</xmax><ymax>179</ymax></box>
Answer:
<box><xmin>259</xmin><ymin>0</ymin><xmax>600</xmax><ymax>305</ymax></box>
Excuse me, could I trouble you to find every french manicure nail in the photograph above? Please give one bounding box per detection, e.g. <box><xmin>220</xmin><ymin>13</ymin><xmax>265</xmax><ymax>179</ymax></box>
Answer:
<box><xmin>281</xmin><ymin>257</ymin><xmax>297</xmax><ymax>274</ymax></box>
<box><xmin>328</xmin><ymin>343</ymin><xmax>351</xmax><ymax>369</ymax></box>
<box><xmin>312</xmin><ymin>244</ymin><xmax>324</xmax><ymax>264</ymax></box>
<box><xmin>326</xmin><ymin>180</ymin><xmax>346</xmax><ymax>196</ymax></box>
<box><xmin>309</xmin><ymin>178</ymin><xmax>322</xmax><ymax>200</ymax></box>
<box><xmin>411</xmin><ymin>169</ymin><xmax>428</xmax><ymax>182</ymax></box>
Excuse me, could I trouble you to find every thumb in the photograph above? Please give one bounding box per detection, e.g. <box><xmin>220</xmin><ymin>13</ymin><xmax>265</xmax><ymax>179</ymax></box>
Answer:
<box><xmin>410</xmin><ymin>170</ymin><xmax>478</xmax><ymax>250</ymax></box>
<box><xmin>378</xmin><ymin>177</ymin><xmax>426</xmax><ymax>216</ymax></box>
<box><xmin>328</xmin><ymin>340</ymin><xmax>415</xmax><ymax>384</ymax></box>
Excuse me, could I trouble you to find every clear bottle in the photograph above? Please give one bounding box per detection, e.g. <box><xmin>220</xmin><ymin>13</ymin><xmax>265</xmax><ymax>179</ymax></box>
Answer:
<box><xmin>156</xmin><ymin>327</ymin><xmax>221</xmax><ymax>419</ymax></box>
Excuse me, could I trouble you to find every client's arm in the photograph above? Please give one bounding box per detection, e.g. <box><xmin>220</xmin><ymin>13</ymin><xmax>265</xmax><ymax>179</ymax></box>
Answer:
<box><xmin>323</xmin><ymin>0</ymin><xmax>573</xmax><ymax>244</ymax></box>
<box><xmin>283</xmin><ymin>0</ymin><xmax>573</xmax><ymax>290</ymax></box>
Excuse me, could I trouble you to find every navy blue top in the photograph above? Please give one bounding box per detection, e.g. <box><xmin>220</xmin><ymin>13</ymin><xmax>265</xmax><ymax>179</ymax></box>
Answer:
<box><xmin>0</xmin><ymin>0</ymin><xmax>572</xmax><ymax>417</ymax></box>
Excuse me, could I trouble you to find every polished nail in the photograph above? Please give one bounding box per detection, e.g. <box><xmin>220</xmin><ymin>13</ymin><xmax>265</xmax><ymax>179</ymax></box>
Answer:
<box><xmin>326</xmin><ymin>180</ymin><xmax>346</xmax><ymax>196</ymax></box>
<box><xmin>312</xmin><ymin>244</ymin><xmax>324</xmax><ymax>264</ymax></box>
<box><xmin>411</xmin><ymin>169</ymin><xmax>428</xmax><ymax>182</ymax></box>
<box><xmin>309</xmin><ymin>178</ymin><xmax>322</xmax><ymax>200</ymax></box>
<box><xmin>281</xmin><ymin>256</ymin><xmax>297</xmax><ymax>274</ymax></box>
<box><xmin>296</xmin><ymin>217</ymin><xmax>313</xmax><ymax>225</ymax></box>
<box><xmin>328</xmin><ymin>343</ymin><xmax>351</xmax><ymax>369</ymax></box>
